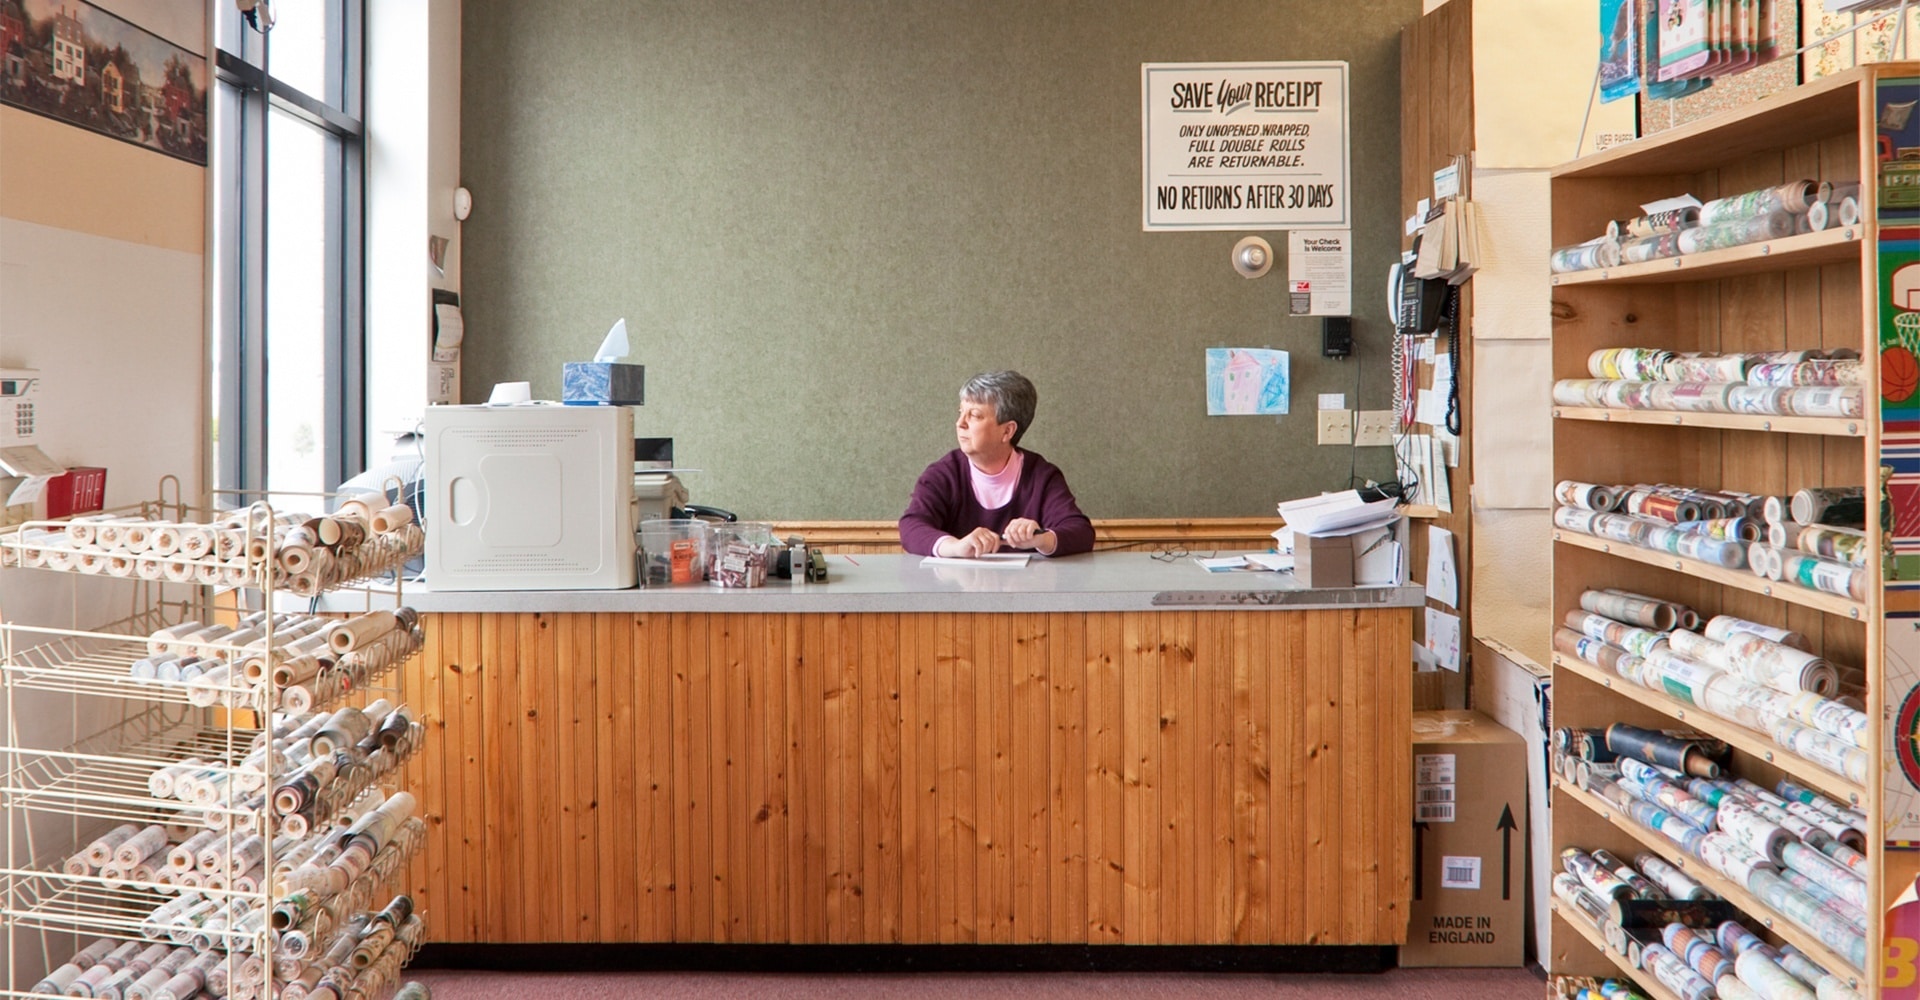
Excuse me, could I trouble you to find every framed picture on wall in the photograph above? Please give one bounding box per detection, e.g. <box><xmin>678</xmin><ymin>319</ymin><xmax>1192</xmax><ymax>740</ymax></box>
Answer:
<box><xmin>0</xmin><ymin>0</ymin><xmax>208</xmax><ymax>165</ymax></box>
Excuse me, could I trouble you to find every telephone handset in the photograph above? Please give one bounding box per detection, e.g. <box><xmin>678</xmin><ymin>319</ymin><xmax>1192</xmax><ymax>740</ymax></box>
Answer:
<box><xmin>1389</xmin><ymin>238</ymin><xmax>1448</xmax><ymax>335</ymax></box>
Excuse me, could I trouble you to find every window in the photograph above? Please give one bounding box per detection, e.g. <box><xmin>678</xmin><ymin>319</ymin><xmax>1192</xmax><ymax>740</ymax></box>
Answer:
<box><xmin>210</xmin><ymin>0</ymin><xmax>364</xmax><ymax>505</ymax></box>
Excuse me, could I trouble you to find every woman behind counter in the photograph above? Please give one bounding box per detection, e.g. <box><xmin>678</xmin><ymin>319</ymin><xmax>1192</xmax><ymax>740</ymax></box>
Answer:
<box><xmin>898</xmin><ymin>370</ymin><xmax>1095</xmax><ymax>559</ymax></box>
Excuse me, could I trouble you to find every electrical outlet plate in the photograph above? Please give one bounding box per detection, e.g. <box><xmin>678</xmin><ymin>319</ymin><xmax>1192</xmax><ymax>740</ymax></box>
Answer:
<box><xmin>1317</xmin><ymin>409</ymin><xmax>1352</xmax><ymax>446</ymax></box>
<box><xmin>1355</xmin><ymin>410</ymin><xmax>1395</xmax><ymax>448</ymax></box>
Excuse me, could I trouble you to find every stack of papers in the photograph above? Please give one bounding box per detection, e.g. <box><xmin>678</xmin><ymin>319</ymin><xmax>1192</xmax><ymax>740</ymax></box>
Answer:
<box><xmin>1193</xmin><ymin>553</ymin><xmax>1293</xmax><ymax>573</ymax></box>
<box><xmin>1276</xmin><ymin>491</ymin><xmax>1398</xmax><ymax>535</ymax></box>
<box><xmin>920</xmin><ymin>553</ymin><xmax>1030</xmax><ymax>569</ymax></box>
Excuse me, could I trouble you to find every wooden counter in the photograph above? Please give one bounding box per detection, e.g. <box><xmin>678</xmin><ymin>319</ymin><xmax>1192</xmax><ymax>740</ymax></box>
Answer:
<box><xmin>391</xmin><ymin>554</ymin><xmax>1418</xmax><ymax>946</ymax></box>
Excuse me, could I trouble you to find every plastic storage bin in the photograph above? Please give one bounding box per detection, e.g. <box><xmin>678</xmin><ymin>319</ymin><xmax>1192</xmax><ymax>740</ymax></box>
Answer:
<box><xmin>639</xmin><ymin>518</ymin><xmax>710</xmax><ymax>586</ymax></box>
<box><xmin>709</xmin><ymin>521</ymin><xmax>776</xmax><ymax>588</ymax></box>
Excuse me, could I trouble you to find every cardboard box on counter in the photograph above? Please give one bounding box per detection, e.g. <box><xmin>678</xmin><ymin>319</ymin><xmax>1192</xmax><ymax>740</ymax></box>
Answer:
<box><xmin>1401</xmin><ymin>709</ymin><xmax>1526</xmax><ymax>967</ymax></box>
<box><xmin>1289</xmin><ymin>515</ymin><xmax>1407</xmax><ymax>588</ymax></box>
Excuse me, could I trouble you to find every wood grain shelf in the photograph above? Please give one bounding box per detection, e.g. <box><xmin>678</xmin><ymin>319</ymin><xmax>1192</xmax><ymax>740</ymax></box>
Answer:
<box><xmin>1552</xmin><ymin>407</ymin><xmax>1865</xmax><ymax>438</ymax></box>
<box><xmin>1549</xmin><ymin>228</ymin><xmax>1861</xmax><ymax>287</ymax></box>
<box><xmin>1550</xmin><ymin>900</ymin><xmax>1682</xmax><ymax>1000</ymax></box>
<box><xmin>1555</xmin><ymin>778</ymin><xmax>1865</xmax><ymax>982</ymax></box>
<box><xmin>1552</xmin><ymin>530</ymin><xmax>1867</xmax><ymax>620</ymax></box>
<box><xmin>1551</xmin><ymin>67</ymin><xmax>1862</xmax><ymax>180</ymax></box>
<box><xmin>1551</xmin><ymin>653</ymin><xmax>1867</xmax><ymax>808</ymax></box>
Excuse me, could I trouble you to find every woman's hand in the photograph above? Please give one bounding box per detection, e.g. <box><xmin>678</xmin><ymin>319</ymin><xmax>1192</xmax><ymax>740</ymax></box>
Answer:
<box><xmin>939</xmin><ymin>527</ymin><xmax>1003</xmax><ymax>558</ymax></box>
<box><xmin>1001</xmin><ymin>518</ymin><xmax>1055</xmax><ymax>554</ymax></box>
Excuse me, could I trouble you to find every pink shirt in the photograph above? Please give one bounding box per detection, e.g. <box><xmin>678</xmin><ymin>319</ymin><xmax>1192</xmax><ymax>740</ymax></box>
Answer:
<box><xmin>970</xmin><ymin>449</ymin><xmax>1023</xmax><ymax>510</ymax></box>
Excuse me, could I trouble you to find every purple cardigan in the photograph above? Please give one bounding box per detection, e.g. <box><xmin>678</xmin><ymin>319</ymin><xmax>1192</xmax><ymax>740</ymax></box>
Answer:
<box><xmin>898</xmin><ymin>449</ymin><xmax>1095</xmax><ymax>557</ymax></box>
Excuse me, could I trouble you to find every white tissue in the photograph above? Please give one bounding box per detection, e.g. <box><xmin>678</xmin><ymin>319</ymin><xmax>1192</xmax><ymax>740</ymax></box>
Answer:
<box><xmin>594</xmin><ymin>318</ymin><xmax>629</xmax><ymax>363</ymax></box>
<box><xmin>487</xmin><ymin>381</ymin><xmax>532</xmax><ymax>406</ymax></box>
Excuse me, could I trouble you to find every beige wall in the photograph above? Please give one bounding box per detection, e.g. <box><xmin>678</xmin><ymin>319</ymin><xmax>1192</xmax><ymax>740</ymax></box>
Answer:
<box><xmin>0</xmin><ymin>108</ymin><xmax>204</xmax><ymax>253</ymax></box>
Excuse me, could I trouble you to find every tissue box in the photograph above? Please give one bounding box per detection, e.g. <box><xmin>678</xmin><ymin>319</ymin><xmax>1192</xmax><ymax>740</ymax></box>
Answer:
<box><xmin>562</xmin><ymin>363</ymin><xmax>645</xmax><ymax>406</ymax></box>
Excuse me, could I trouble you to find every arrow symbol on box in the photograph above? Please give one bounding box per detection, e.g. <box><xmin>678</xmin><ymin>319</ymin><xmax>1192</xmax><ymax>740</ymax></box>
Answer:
<box><xmin>1496</xmin><ymin>804</ymin><xmax>1517</xmax><ymax>901</ymax></box>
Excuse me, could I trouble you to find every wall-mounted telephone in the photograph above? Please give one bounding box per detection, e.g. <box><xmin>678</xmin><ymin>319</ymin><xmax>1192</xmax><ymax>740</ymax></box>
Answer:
<box><xmin>1389</xmin><ymin>244</ymin><xmax>1447</xmax><ymax>335</ymax></box>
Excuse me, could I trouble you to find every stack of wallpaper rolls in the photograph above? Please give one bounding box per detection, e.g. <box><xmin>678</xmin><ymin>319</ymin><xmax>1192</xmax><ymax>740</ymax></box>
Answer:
<box><xmin>33</xmin><ymin>903</ymin><xmax>431</xmax><ymax>1000</ymax></box>
<box><xmin>135</xmin><ymin>608</ymin><xmax>423</xmax><ymax>715</ymax></box>
<box><xmin>1552</xmin><ymin>843</ymin><xmax>1862</xmax><ymax>1000</ymax></box>
<box><xmin>1554</xmin><ymin>347</ymin><xmax>1865</xmax><ymax>420</ymax></box>
<box><xmin>1556</xmin><ymin>592</ymin><xmax>1868</xmax><ymax>784</ymax></box>
<box><xmin>1550</xmin><ymin>179</ymin><xmax>1860</xmax><ymax>275</ymax></box>
<box><xmin>1554</xmin><ymin>730</ymin><xmax>1870</xmax><ymax>973</ymax></box>
<box><xmin>67</xmin><ymin>786</ymin><xmax>425</xmax><ymax>903</ymax></box>
<box><xmin>1553</xmin><ymin>977</ymin><xmax>1652</xmax><ymax>1000</ymax></box>
<box><xmin>135</xmin><ymin>705</ymin><xmax>426</xmax><ymax>844</ymax></box>
<box><xmin>0</xmin><ymin>493</ymin><xmax>423</xmax><ymax>595</ymax></box>
<box><xmin>1554</xmin><ymin>481</ymin><xmax>1868</xmax><ymax>603</ymax></box>
<box><xmin>54</xmin><ymin>793</ymin><xmax>426</xmax><ymax>986</ymax></box>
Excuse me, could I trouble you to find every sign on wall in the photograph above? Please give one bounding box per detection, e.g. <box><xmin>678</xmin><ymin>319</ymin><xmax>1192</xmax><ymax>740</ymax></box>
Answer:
<box><xmin>1141</xmin><ymin>61</ymin><xmax>1351</xmax><ymax>231</ymax></box>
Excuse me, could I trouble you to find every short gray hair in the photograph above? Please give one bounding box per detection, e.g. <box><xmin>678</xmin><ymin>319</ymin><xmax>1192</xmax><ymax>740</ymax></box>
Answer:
<box><xmin>962</xmin><ymin>370</ymin><xmax>1037</xmax><ymax>446</ymax></box>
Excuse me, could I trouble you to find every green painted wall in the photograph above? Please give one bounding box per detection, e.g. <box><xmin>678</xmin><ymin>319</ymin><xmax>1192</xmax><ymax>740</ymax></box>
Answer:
<box><xmin>460</xmin><ymin>0</ymin><xmax>1418</xmax><ymax>520</ymax></box>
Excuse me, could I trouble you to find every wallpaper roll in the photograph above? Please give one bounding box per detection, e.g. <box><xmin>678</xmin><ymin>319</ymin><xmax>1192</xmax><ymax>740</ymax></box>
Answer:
<box><xmin>84</xmin><ymin>824</ymin><xmax>140</xmax><ymax>868</ymax></box>
<box><xmin>1715</xmin><ymin>801</ymin><xmax>1792</xmax><ymax>867</ymax></box>
<box><xmin>1784</xmin><ymin>692</ymin><xmax>1868</xmax><ymax>749</ymax></box>
<box><xmin>1677</xmin><ymin>212</ymin><xmax>1797</xmax><ymax>254</ymax></box>
<box><xmin>1700</xmin><ymin>180</ymin><xmax>1819</xmax><ymax>224</ymax></box>
<box><xmin>1555</xmin><ymin>481</ymin><xmax>1620</xmax><ymax>511</ymax></box>
<box><xmin>1781</xmin><ymin>386</ymin><xmax>1864</xmax><ymax>418</ymax></box>
<box><xmin>337</xmin><ymin>491</ymin><xmax>387</xmax><ymax>525</ymax></box>
<box><xmin>328</xmin><ymin>611</ymin><xmax>400</xmax><ymax>654</ymax></box>
<box><xmin>113</xmin><ymin>824</ymin><xmax>169</xmax><ymax>868</ymax></box>
<box><xmin>1666</xmin><ymin>354</ymin><xmax>1751</xmax><ymax>384</ymax></box>
<box><xmin>1704</xmin><ymin>615</ymin><xmax>1810</xmax><ymax>651</ymax></box>
<box><xmin>370</xmin><ymin>504</ymin><xmax>414</xmax><ymax>533</ymax></box>
<box><xmin>1777</xmin><ymin>551</ymin><xmax>1867</xmax><ymax>601</ymax></box>
<box><xmin>1790</xmin><ymin>487</ymin><xmax>1866</xmax><ymax>527</ymax></box>
<box><xmin>1647</xmin><ymin>942</ymin><xmax>1720</xmax><ymax>1000</ymax></box>
<box><xmin>1610</xmin><ymin>206</ymin><xmax>1702</xmax><ymax>239</ymax></box>
<box><xmin>1620</xmin><ymin>231</ymin><xmax>1687</xmax><ymax>264</ymax></box>
<box><xmin>1591</xmin><ymin>347</ymin><xmax>1679</xmax><ymax>381</ymax></box>
<box><xmin>1552</xmin><ymin>239</ymin><xmax>1622</xmax><ymax>273</ymax></box>
<box><xmin>1719</xmin><ymin>632</ymin><xmax>1838</xmax><ymax>696</ymax></box>
<box><xmin>1579</xmin><ymin>589</ymin><xmax>1675</xmax><ymax>629</ymax></box>
<box><xmin>1605</xmin><ymin>723</ymin><xmax>1722</xmax><ymax>778</ymax></box>
<box><xmin>1797</xmin><ymin>524</ymin><xmax>1868</xmax><ymax>568</ymax></box>
<box><xmin>1554</xmin><ymin>627</ymin><xmax>1628</xmax><ymax>673</ymax></box>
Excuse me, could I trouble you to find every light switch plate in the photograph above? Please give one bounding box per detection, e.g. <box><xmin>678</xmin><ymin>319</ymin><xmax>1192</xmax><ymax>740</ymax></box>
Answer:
<box><xmin>1355</xmin><ymin>410</ymin><xmax>1395</xmax><ymax>447</ymax></box>
<box><xmin>1317</xmin><ymin>409</ymin><xmax>1352</xmax><ymax>446</ymax></box>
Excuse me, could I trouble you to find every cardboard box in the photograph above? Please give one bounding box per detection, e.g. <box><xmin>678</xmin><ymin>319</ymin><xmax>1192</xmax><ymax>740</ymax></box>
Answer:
<box><xmin>1291</xmin><ymin>515</ymin><xmax>1408</xmax><ymax>588</ymax></box>
<box><xmin>1293</xmin><ymin>532</ymin><xmax>1354</xmax><ymax>587</ymax></box>
<box><xmin>1471</xmin><ymin>636</ymin><xmax>1552</xmax><ymax>966</ymax></box>
<box><xmin>1401</xmin><ymin>709</ymin><xmax>1526</xmax><ymax>967</ymax></box>
<box><xmin>563</xmin><ymin>362</ymin><xmax>646</xmax><ymax>406</ymax></box>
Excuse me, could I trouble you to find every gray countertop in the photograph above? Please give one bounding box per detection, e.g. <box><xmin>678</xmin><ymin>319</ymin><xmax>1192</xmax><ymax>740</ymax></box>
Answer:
<box><xmin>330</xmin><ymin>552</ymin><xmax>1424</xmax><ymax>614</ymax></box>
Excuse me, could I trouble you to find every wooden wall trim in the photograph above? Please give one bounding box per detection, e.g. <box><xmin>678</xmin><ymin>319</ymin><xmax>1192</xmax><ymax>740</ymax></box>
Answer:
<box><xmin>769</xmin><ymin>517</ymin><xmax>1283</xmax><ymax>552</ymax></box>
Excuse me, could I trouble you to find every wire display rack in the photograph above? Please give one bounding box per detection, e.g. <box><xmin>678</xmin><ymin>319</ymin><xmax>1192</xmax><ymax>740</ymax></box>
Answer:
<box><xmin>1</xmin><ymin>481</ymin><xmax>430</xmax><ymax>999</ymax></box>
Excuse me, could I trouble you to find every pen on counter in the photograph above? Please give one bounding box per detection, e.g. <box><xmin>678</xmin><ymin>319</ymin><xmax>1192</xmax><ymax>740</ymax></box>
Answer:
<box><xmin>843</xmin><ymin>554</ymin><xmax>860</xmax><ymax>566</ymax></box>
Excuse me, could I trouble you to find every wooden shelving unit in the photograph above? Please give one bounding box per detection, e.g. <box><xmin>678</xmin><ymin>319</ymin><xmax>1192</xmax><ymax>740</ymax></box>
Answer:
<box><xmin>1552</xmin><ymin>407</ymin><xmax>1865</xmax><ymax>438</ymax></box>
<box><xmin>1547</xmin><ymin>63</ymin><xmax>1900</xmax><ymax>998</ymax></box>
<box><xmin>1548</xmin><ymin>225</ymin><xmax>1860</xmax><ymax>286</ymax></box>
<box><xmin>1551</xmin><ymin>653</ymin><xmax>1866</xmax><ymax>807</ymax></box>
<box><xmin>1556</xmin><ymin>779</ymin><xmax>1863</xmax><ymax>982</ymax></box>
<box><xmin>1551</xmin><ymin>901</ymin><xmax>1685</xmax><ymax>1000</ymax></box>
<box><xmin>1551</xmin><ymin>529</ymin><xmax>1869</xmax><ymax>620</ymax></box>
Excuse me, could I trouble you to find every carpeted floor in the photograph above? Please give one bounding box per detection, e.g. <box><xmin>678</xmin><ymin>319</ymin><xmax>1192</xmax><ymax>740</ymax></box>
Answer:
<box><xmin>410</xmin><ymin>968</ymin><xmax>1549</xmax><ymax>999</ymax></box>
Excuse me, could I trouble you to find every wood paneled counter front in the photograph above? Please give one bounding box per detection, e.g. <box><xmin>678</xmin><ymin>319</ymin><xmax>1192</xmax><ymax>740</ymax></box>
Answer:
<box><xmin>384</xmin><ymin>553</ymin><xmax>1421</xmax><ymax>947</ymax></box>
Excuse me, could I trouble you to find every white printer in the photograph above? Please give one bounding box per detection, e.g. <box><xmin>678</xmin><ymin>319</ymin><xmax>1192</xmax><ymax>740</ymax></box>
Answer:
<box><xmin>424</xmin><ymin>404</ymin><xmax>636</xmax><ymax>590</ymax></box>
